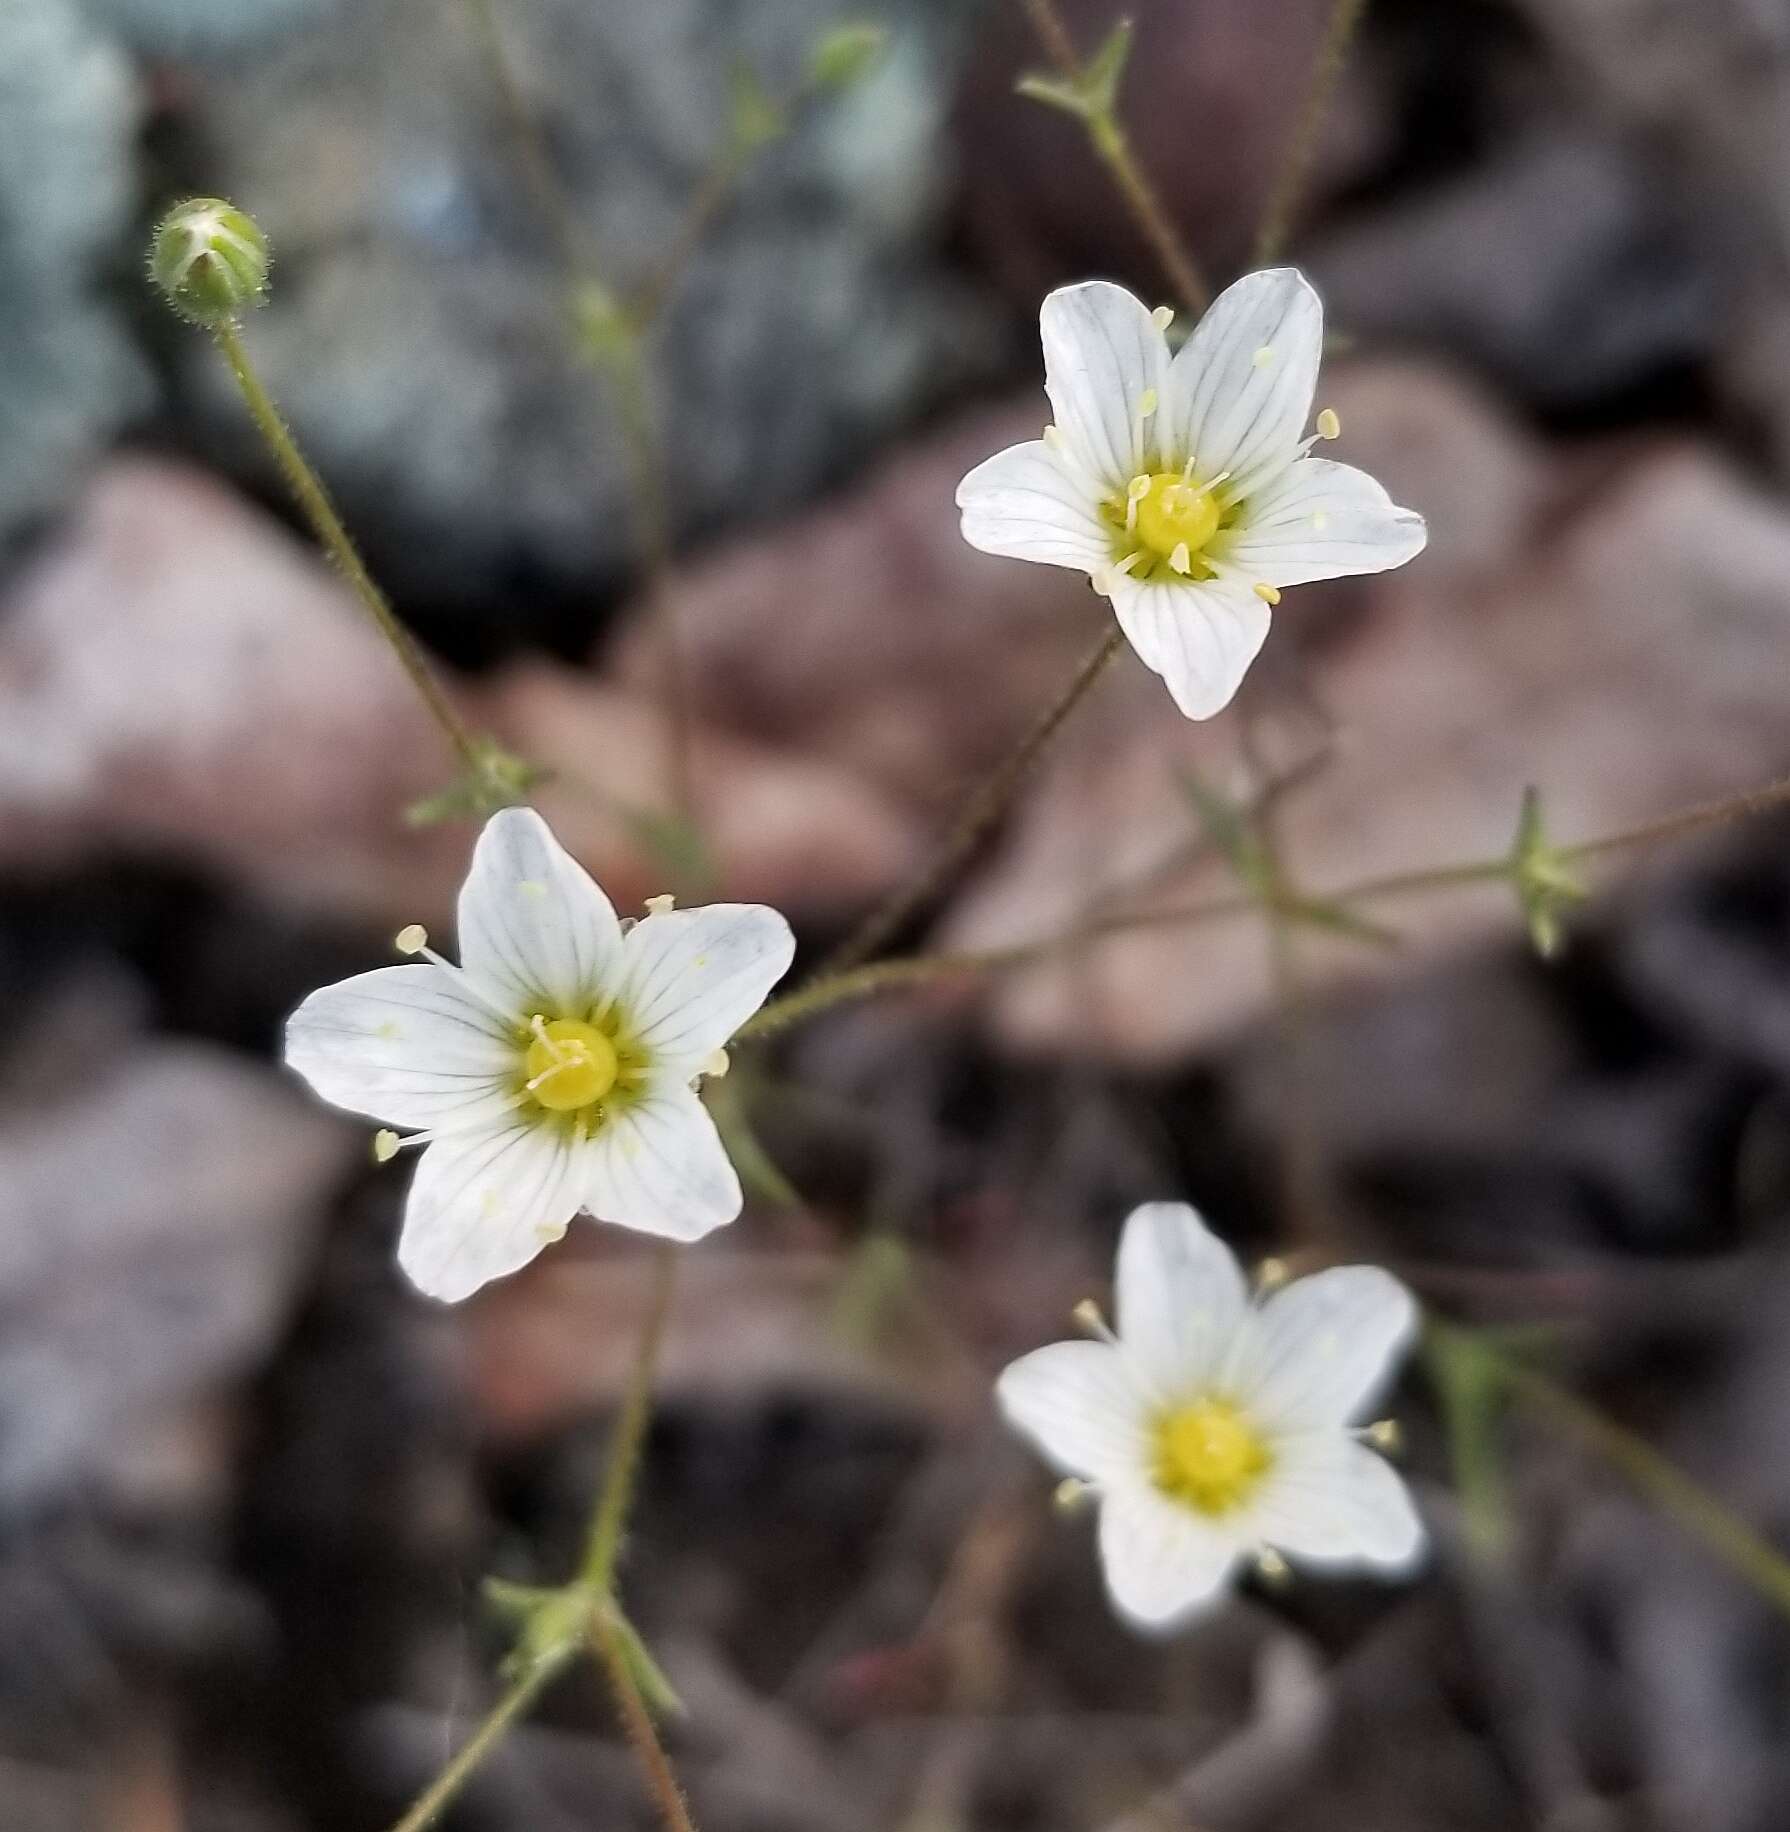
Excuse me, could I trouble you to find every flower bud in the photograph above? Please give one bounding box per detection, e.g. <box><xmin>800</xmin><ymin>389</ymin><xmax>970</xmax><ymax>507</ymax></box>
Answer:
<box><xmin>149</xmin><ymin>197</ymin><xmax>270</xmax><ymax>325</ymax></box>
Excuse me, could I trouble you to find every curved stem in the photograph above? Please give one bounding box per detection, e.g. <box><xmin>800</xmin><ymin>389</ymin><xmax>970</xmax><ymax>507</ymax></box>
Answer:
<box><xmin>1018</xmin><ymin>0</ymin><xmax>1208</xmax><ymax>311</ymax></box>
<box><xmin>211</xmin><ymin>322</ymin><xmax>485</xmax><ymax>778</ymax></box>
<box><xmin>1253</xmin><ymin>0</ymin><xmax>1371</xmax><ymax>266</ymax></box>
<box><xmin>817</xmin><ymin>625</ymin><xmax>1126</xmax><ymax>980</ymax></box>
<box><xmin>583</xmin><ymin>1243</ymin><xmax>681</xmax><ymax>1586</ymax></box>
<box><xmin>595</xmin><ymin>1617</ymin><xmax>701</xmax><ymax>1832</ymax></box>
<box><xmin>386</xmin><ymin>1645</ymin><xmax>575</xmax><ymax>1832</ymax></box>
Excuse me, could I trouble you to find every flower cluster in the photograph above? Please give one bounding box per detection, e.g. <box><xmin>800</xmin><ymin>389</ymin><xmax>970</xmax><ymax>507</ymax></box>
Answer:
<box><xmin>279</xmin><ymin>264</ymin><xmax>1430</xmax><ymax>1639</ymax></box>
<box><xmin>956</xmin><ymin>269</ymin><xmax>1426</xmax><ymax>720</ymax></box>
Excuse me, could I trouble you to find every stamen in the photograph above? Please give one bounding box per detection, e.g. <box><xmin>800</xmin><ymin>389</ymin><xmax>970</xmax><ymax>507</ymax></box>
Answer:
<box><xmin>373</xmin><ymin>1127</ymin><xmax>433</xmax><ymax>1162</ymax></box>
<box><xmin>1169</xmin><ymin>541</ymin><xmax>1192</xmax><ymax>575</ymax></box>
<box><xmin>1151</xmin><ymin>305</ymin><xmax>1174</xmax><ymax>331</ymax></box>
<box><xmin>1054</xmin><ymin>1477</ymin><xmax>1097</xmax><ymax>1513</ymax></box>
<box><xmin>699</xmin><ymin>1047</ymin><xmax>730</xmax><ymax>1080</ymax></box>
<box><xmin>1255</xmin><ymin>1255</ymin><xmax>1290</xmax><ymax>1292</ymax></box>
<box><xmin>529</xmin><ymin>1013</ymin><xmax>567</xmax><ymax>1059</ymax></box>
<box><xmin>1124</xmin><ymin>472</ymin><xmax>1151</xmax><ymax>537</ymax></box>
<box><xmin>1181</xmin><ymin>453</ymin><xmax>1197</xmax><ymax>481</ymax></box>
<box><xmin>394</xmin><ymin>924</ymin><xmax>428</xmax><ymax>956</ymax></box>
<box><xmin>1253</xmin><ymin>582</ymin><xmax>1281</xmax><ymax>605</ymax></box>
<box><xmin>1361</xmin><ymin>1418</ymin><xmax>1402</xmax><ymax>1454</ymax></box>
<box><xmin>1072</xmin><ymin>1298</ymin><xmax>1117</xmax><ymax>1344</ymax></box>
<box><xmin>644</xmin><ymin>893</ymin><xmax>676</xmax><ymax>916</ymax></box>
<box><xmin>1316</xmin><ymin>406</ymin><xmax>1341</xmax><ymax>440</ymax></box>
<box><xmin>1256</xmin><ymin>1547</ymin><xmax>1291</xmax><ymax>1583</ymax></box>
<box><xmin>1137</xmin><ymin>387</ymin><xmax>1158</xmax><ymax>418</ymax></box>
<box><xmin>1042</xmin><ymin>423</ymin><xmax>1062</xmax><ymax>448</ymax></box>
<box><xmin>1111</xmin><ymin>550</ymin><xmax>1142</xmax><ymax>579</ymax></box>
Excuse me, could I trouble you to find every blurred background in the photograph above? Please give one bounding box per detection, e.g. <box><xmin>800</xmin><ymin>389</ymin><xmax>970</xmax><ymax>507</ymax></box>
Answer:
<box><xmin>7</xmin><ymin>0</ymin><xmax>1790</xmax><ymax>1825</ymax></box>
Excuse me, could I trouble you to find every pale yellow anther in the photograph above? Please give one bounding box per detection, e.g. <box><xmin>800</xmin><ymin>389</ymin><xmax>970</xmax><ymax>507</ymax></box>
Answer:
<box><xmin>1317</xmin><ymin>407</ymin><xmax>1341</xmax><ymax>440</ymax></box>
<box><xmin>1364</xmin><ymin>1418</ymin><xmax>1402</xmax><ymax>1455</ymax></box>
<box><xmin>373</xmin><ymin>1129</ymin><xmax>401</xmax><ymax>1163</ymax></box>
<box><xmin>1137</xmin><ymin>387</ymin><xmax>1158</xmax><ymax>418</ymax></box>
<box><xmin>1151</xmin><ymin>304</ymin><xmax>1175</xmax><ymax>331</ymax></box>
<box><xmin>644</xmin><ymin>893</ymin><xmax>676</xmax><ymax>916</ymax></box>
<box><xmin>1256</xmin><ymin>1547</ymin><xmax>1291</xmax><ymax>1582</ymax></box>
<box><xmin>1072</xmin><ymin>1298</ymin><xmax>1114</xmax><ymax>1342</ymax></box>
<box><xmin>1127</xmin><ymin>474</ymin><xmax>1153</xmax><ymax>502</ymax></box>
<box><xmin>700</xmin><ymin>1046</ymin><xmax>730</xmax><ymax>1080</ymax></box>
<box><xmin>1054</xmin><ymin>1477</ymin><xmax>1094</xmax><ymax>1513</ymax></box>
<box><xmin>394</xmin><ymin>923</ymin><xmax>428</xmax><ymax>956</ymax></box>
<box><xmin>1169</xmin><ymin>540</ymin><xmax>1192</xmax><ymax>575</ymax></box>
<box><xmin>1252</xmin><ymin>344</ymin><xmax>1276</xmax><ymax>369</ymax></box>
<box><xmin>1043</xmin><ymin>423</ymin><xmax>1063</xmax><ymax>449</ymax></box>
<box><xmin>1255</xmin><ymin>1255</ymin><xmax>1290</xmax><ymax>1291</ymax></box>
<box><xmin>1253</xmin><ymin>582</ymin><xmax>1281</xmax><ymax>605</ymax></box>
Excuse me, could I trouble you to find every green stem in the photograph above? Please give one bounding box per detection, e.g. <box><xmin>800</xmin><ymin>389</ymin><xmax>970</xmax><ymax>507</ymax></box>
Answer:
<box><xmin>583</xmin><ymin>1243</ymin><xmax>681</xmax><ymax>1586</ymax></box>
<box><xmin>1019</xmin><ymin>0</ymin><xmax>1208</xmax><ymax>311</ymax></box>
<box><xmin>386</xmin><ymin>1646</ymin><xmax>575</xmax><ymax>1832</ymax></box>
<box><xmin>816</xmin><ymin>624</ymin><xmax>1126</xmax><ymax>981</ymax></box>
<box><xmin>211</xmin><ymin>322</ymin><xmax>485</xmax><ymax>778</ymax></box>
<box><xmin>1253</xmin><ymin>0</ymin><xmax>1371</xmax><ymax>267</ymax></box>
<box><xmin>1495</xmin><ymin>1354</ymin><xmax>1790</xmax><ymax>1620</ymax></box>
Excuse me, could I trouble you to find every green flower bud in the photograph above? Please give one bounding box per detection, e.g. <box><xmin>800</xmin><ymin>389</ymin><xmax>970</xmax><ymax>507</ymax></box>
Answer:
<box><xmin>808</xmin><ymin>22</ymin><xmax>888</xmax><ymax>90</ymax></box>
<box><xmin>149</xmin><ymin>198</ymin><xmax>270</xmax><ymax>326</ymax></box>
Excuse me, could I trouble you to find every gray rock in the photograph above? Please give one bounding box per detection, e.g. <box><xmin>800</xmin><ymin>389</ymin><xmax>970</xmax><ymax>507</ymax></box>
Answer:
<box><xmin>1306</xmin><ymin>131</ymin><xmax>1719</xmax><ymax>411</ymax></box>
<box><xmin>171</xmin><ymin>0</ymin><xmax>989</xmax><ymax>613</ymax></box>
<box><xmin>0</xmin><ymin>0</ymin><xmax>149</xmax><ymax>550</ymax></box>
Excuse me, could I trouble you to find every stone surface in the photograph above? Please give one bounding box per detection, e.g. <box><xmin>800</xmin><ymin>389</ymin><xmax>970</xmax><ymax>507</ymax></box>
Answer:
<box><xmin>0</xmin><ymin>0</ymin><xmax>148</xmax><ymax>553</ymax></box>
<box><xmin>0</xmin><ymin>1029</ymin><xmax>351</xmax><ymax>1511</ymax></box>
<box><xmin>0</xmin><ymin>458</ymin><xmax>920</xmax><ymax>932</ymax></box>
<box><xmin>162</xmin><ymin>0</ymin><xmax>987</xmax><ymax>613</ymax></box>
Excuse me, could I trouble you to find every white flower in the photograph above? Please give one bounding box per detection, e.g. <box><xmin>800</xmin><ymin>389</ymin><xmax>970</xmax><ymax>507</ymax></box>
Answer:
<box><xmin>284</xmin><ymin>807</ymin><xmax>795</xmax><ymax>1302</ymax></box>
<box><xmin>956</xmin><ymin>270</ymin><xmax>1426</xmax><ymax>721</ymax></box>
<box><xmin>997</xmin><ymin>1202</ymin><xmax>1423</xmax><ymax>1632</ymax></box>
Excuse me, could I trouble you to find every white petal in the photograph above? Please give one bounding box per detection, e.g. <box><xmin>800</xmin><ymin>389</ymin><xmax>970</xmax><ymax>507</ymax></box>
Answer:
<box><xmin>1108</xmin><ymin>572</ymin><xmax>1270</xmax><ymax>721</ymax></box>
<box><xmin>996</xmin><ymin>1341</ymin><xmax>1150</xmax><ymax>1483</ymax></box>
<box><xmin>617</xmin><ymin>904</ymin><xmax>795</xmax><ymax>1071</ymax></box>
<box><xmin>1098</xmin><ymin>1484</ymin><xmax>1241</xmax><ymax>1631</ymax></box>
<box><xmin>1164</xmin><ymin>268</ymin><xmax>1322</xmax><ymax>498</ymax></box>
<box><xmin>1239</xmin><ymin>1266</ymin><xmax>1419</xmax><ymax>1431</ymax></box>
<box><xmin>1040</xmin><ymin>281</ymin><xmax>1169</xmax><ymax>493</ymax></box>
<box><xmin>1250</xmin><ymin>1436</ymin><xmax>1425</xmax><ymax>1572</ymax></box>
<box><xmin>1226</xmin><ymin>457</ymin><xmax>1427</xmax><ymax>588</ymax></box>
<box><xmin>584</xmin><ymin>1084</ymin><xmax>742</xmax><ymax>1242</ymax></box>
<box><xmin>284</xmin><ymin>963</ymin><xmax>517</xmax><ymax>1129</ymax></box>
<box><xmin>456</xmin><ymin>807</ymin><xmax>625</xmax><ymax>1018</ymax></box>
<box><xmin>397</xmin><ymin>1119</ymin><xmax>587</xmax><ymax>1303</ymax></box>
<box><xmin>956</xmin><ymin>439</ymin><xmax>1111</xmax><ymax>572</ymax></box>
<box><xmin>1115</xmin><ymin>1202</ymin><xmax>1250</xmax><ymax>1401</ymax></box>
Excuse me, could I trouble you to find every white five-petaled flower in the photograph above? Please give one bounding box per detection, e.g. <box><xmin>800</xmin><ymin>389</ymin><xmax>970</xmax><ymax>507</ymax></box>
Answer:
<box><xmin>956</xmin><ymin>269</ymin><xmax>1427</xmax><ymax>721</ymax></box>
<box><xmin>284</xmin><ymin>807</ymin><xmax>795</xmax><ymax>1303</ymax></box>
<box><xmin>997</xmin><ymin>1202</ymin><xmax>1423</xmax><ymax>1632</ymax></box>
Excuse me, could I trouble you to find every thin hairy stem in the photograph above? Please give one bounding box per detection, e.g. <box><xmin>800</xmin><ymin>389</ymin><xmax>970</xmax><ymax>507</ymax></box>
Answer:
<box><xmin>461</xmin><ymin>0</ymin><xmax>695</xmax><ymax>828</ymax></box>
<box><xmin>817</xmin><ymin>625</ymin><xmax>1127</xmax><ymax>979</ymax></box>
<box><xmin>595</xmin><ymin>1618</ymin><xmax>701</xmax><ymax>1832</ymax></box>
<box><xmin>745</xmin><ymin>769</ymin><xmax>1790</xmax><ymax>1041</ymax></box>
<box><xmin>385</xmin><ymin>1247</ymin><xmax>682</xmax><ymax>1832</ymax></box>
<box><xmin>1018</xmin><ymin>0</ymin><xmax>1209</xmax><ymax>311</ymax></box>
<box><xmin>1253</xmin><ymin>0</ymin><xmax>1371</xmax><ymax>266</ymax></box>
<box><xmin>1496</xmin><ymin>1355</ymin><xmax>1790</xmax><ymax>1620</ymax></box>
<box><xmin>583</xmin><ymin>1243</ymin><xmax>681</xmax><ymax>1585</ymax></box>
<box><xmin>211</xmin><ymin>323</ymin><xmax>485</xmax><ymax>777</ymax></box>
<box><xmin>633</xmin><ymin>146</ymin><xmax>750</xmax><ymax>328</ymax></box>
<box><xmin>386</xmin><ymin>1646</ymin><xmax>575</xmax><ymax>1832</ymax></box>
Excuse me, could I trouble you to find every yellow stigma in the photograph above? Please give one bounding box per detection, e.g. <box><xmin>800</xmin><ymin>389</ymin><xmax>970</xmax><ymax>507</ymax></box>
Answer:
<box><xmin>525</xmin><ymin>1017</ymin><xmax>619</xmax><ymax>1112</ymax></box>
<box><xmin>1153</xmin><ymin>1399</ymin><xmax>1270</xmax><ymax>1515</ymax></box>
<box><xmin>1130</xmin><ymin>472</ymin><xmax>1222</xmax><ymax>566</ymax></box>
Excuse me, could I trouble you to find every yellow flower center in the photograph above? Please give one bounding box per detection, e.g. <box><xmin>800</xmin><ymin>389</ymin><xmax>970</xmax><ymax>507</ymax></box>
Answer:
<box><xmin>1132</xmin><ymin>471</ymin><xmax>1222</xmax><ymax>562</ymax></box>
<box><xmin>1152</xmin><ymin>1399</ymin><xmax>1271</xmax><ymax>1515</ymax></box>
<box><xmin>524</xmin><ymin>1017</ymin><xmax>619</xmax><ymax>1112</ymax></box>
